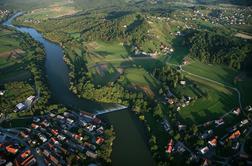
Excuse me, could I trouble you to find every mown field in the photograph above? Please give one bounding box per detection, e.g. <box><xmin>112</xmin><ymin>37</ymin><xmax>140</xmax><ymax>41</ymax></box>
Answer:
<box><xmin>21</xmin><ymin>1</ymin><xmax>79</xmax><ymax>20</ymax></box>
<box><xmin>0</xmin><ymin>27</ymin><xmax>31</xmax><ymax>84</ymax></box>
<box><xmin>183</xmin><ymin>59</ymin><xmax>238</xmax><ymax>85</ymax></box>
<box><xmin>177</xmin><ymin>73</ymin><xmax>238</xmax><ymax>125</ymax></box>
<box><xmin>83</xmin><ymin>40</ymin><xmax>162</xmax><ymax>96</ymax></box>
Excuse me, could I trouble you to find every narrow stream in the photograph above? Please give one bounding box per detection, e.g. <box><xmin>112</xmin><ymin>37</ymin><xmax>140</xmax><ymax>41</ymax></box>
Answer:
<box><xmin>3</xmin><ymin>13</ymin><xmax>155</xmax><ymax>166</ymax></box>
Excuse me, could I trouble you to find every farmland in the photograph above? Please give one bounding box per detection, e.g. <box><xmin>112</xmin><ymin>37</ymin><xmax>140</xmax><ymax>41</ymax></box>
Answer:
<box><xmin>0</xmin><ymin>27</ymin><xmax>31</xmax><ymax>83</ymax></box>
<box><xmin>178</xmin><ymin>73</ymin><xmax>238</xmax><ymax>125</ymax></box>
<box><xmin>183</xmin><ymin>59</ymin><xmax>238</xmax><ymax>86</ymax></box>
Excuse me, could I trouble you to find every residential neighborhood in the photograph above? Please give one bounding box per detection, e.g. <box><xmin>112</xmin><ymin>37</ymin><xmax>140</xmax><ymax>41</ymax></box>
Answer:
<box><xmin>0</xmin><ymin>110</ymin><xmax>110</xmax><ymax>166</ymax></box>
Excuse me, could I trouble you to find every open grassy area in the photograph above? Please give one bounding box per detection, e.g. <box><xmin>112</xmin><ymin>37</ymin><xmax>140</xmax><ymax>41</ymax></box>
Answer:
<box><xmin>85</xmin><ymin>41</ymin><xmax>129</xmax><ymax>66</ymax></box>
<box><xmin>0</xmin><ymin>28</ymin><xmax>20</xmax><ymax>52</ymax></box>
<box><xmin>178</xmin><ymin>74</ymin><xmax>238</xmax><ymax>125</ymax></box>
<box><xmin>0</xmin><ymin>27</ymin><xmax>31</xmax><ymax>84</ymax></box>
<box><xmin>85</xmin><ymin>40</ymin><xmax>163</xmax><ymax>92</ymax></box>
<box><xmin>121</xmin><ymin>68</ymin><xmax>160</xmax><ymax>97</ymax></box>
<box><xmin>89</xmin><ymin>63</ymin><xmax>122</xmax><ymax>86</ymax></box>
<box><xmin>19</xmin><ymin>0</ymin><xmax>79</xmax><ymax>20</ymax></box>
<box><xmin>183</xmin><ymin>59</ymin><xmax>238</xmax><ymax>86</ymax></box>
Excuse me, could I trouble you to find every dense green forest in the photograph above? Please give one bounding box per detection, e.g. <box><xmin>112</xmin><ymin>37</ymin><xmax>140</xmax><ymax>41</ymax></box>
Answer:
<box><xmin>183</xmin><ymin>29</ymin><xmax>252</xmax><ymax>71</ymax></box>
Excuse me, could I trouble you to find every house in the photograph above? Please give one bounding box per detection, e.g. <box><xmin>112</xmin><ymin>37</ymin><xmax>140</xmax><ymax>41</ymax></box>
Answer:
<box><xmin>228</xmin><ymin>130</ymin><xmax>241</xmax><ymax>140</ymax></box>
<box><xmin>66</xmin><ymin>118</ymin><xmax>74</xmax><ymax>124</ymax></box>
<box><xmin>80</xmin><ymin>111</ymin><xmax>96</xmax><ymax>120</ymax></box>
<box><xmin>38</xmin><ymin>134</ymin><xmax>47</xmax><ymax>143</ymax></box>
<box><xmin>74</xmin><ymin>134</ymin><xmax>83</xmax><ymax>141</ymax></box>
<box><xmin>180</xmin><ymin>80</ymin><xmax>186</xmax><ymax>85</ymax></box>
<box><xmin>167</xmin><ymin>98</ymin><xmax>174</xmax><ymax>105</ymax></box>
<box><xmin>247</xmin><ymin>105</ymin><xmax>252</xmax><ymax>112</ymax></box>
<box><xmin>49</xmin><ymin>113</ymin><xmax>56</xmax><ymax>118</ymax></box>
<box><xmin>6</xmin><ymin>145</ymin><xmax>19</xmax><ymax>154</ymax></box>
<box><xmin>31</xmin><ymin>123</ymin><xmax>39</xmax><ymax>129</ymax></box>
<box><xmin>86</xmin><ymin>151</ymin><xmax>97</xmax><ymax>159</ymax></box>
<box><xmin>41</xmin><ymin>120</ymin><xmax>50</xmax><ymax>127</ymax></box>
<box><xmin>96</xmin><ymin>137</ymin><xmax>105</xmax><ymax>145</ymax></box>
<box><xmin>178</xmin><ymin>125</ymin><xmax>186</xmax><ymax>131</ymax></box>
<box><xmin>233</xmin><ymin>108</ymin><xmax>241</xmax><ymax>115</ymax></box>
<box><xmin>20</xmin><ymin>155</ymin><xmax>35</xmax><ymax>166</ymax></box>
<box><xmin>50</xmin><ymin>155</ymin><xmax>59</xmax><ymax>165</ymax></box>
<box><xmin>208</xmin><ymin>137</ymin><xmax>217</xmax><ymax>146</ymax></box>
<box><xmin>51</xmin><ymin>129</ymin><xmax>58</xmax><ymax>136</ymax></box>
<box><xmin>162</xmin><ymin>119</ymin><xmax>171</xmax><ymax>132</ymax></box>
<box><xmin>21</xmin><ymin>150</ymin><xmax>31</xmax><ymax>159</ymax></box>
<box><xmin>57</xmin><ymin>135</ymin><xmax>66</xmax><ymax>141</ymax></box>
<box><xmin>42</xmin><ymin>149</ymin><xmax>50</xmax><ymax>157</ymax></box>
<box><xmin>240</xmin><ymin>119</ymin><xmax>249</xmax><ymax>127</ymax></box>
<box><xmin>200</xmin><ymin>146</ymin><xmax>209</xmax><ymax>154</ymax></box>
<box><xmin>166</xmin><ymin>139</ymin><xmax>173</xmax><ymax>154</ymax></box>
<box><xmin>23</xmin><ymin>157</ymin><xmax>36</xmax><ymax>166</ymax></box>
<box><xmin>56</xmin><ymin>115</ymin><xmax>64</xmax><ymax>120</ymax></box>
<box><xmin>63</xmin><ymin>112</ymin><xmax>70</xmax><ymax>117</ymax></box>
<box><xmin>51</xmin><ymin>138</ymin><xmax>59</xmax><ymax>144</ymax></box>
<box><xmin>215</xmin><ymin>118</ymin><xmax>224</xmax><ymax>127</ymax></box>
<box><xmin>25</xmin><ymin>96</ymin><xmax>35</xmax><ymax>106</ymax></box>
<box><xmin>16</xmin><ymin>103</ymin><xmax>26</xmax><ymax>111</ymax></box>
<box><xmin>20</xmin><ymin>131</ymin><xmax>28</xmax><ymax>138</ymax></box>
<box><xmin>183</xmin><ymin>59</ymin><xmax>189</xmax><ymax>65</ymax></box>
<box><xmin>92</xmin><ymin>118</ymin><xmax>101</xmax><ymax>125</ymax></box>
<box><xmin>5</xmin><ymin>162</ymin><xmax>13</xmax><ymax>166</ymax></box>
<box><xmin>0</xmin><ymin>90</ymin><xmax>5</xmax><ymax>96</ymax></box>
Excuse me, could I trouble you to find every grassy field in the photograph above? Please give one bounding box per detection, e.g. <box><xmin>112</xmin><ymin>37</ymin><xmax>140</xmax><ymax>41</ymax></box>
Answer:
<box><xmin>178</xmin><ymin>74</ymin><xmax>238</xmax><ymax>125</ymax></box>
<box><xmin>85</xmin><ymin>40</ymin><xmax>162</xmax><ymax>94</ymax></box>
<box><xmin>0</xmin><ymin>27</ymin><xmax>31</xmax><ymax>84</ymax></box>
<box><xmin>121</xmin><ymin>68</ymin><xmax>160</xmax><ymax>97</ymax></box>
<box><xmin>89</xmin><ymin>63</ymin><xmax>121</xmax><ymax>86</ymax></box>
<box><xmin>85</xmin><ymin>41</ymin><xmax>129</xmax><ymax>66</ymax></box>
<box><xmin>0</xmin><ymin>28</ymin><xmax>20</xmax><ymax>52</ymax></box>
<box><xmin>19</xmin><ymin>0</ymin><xmax>79</xmax><ymax>20</ymax></box>
<box><xmin>183</xmin><ymin>59</ymin><xmax>238</xmax><ymax>86</ymax></box>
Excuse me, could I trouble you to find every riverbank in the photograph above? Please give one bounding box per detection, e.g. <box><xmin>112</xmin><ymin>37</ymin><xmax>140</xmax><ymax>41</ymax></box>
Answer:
<box><xmin>4</xmin><ymin>13</ymin><xmax>155</xmax><ymax>166</ymax></box>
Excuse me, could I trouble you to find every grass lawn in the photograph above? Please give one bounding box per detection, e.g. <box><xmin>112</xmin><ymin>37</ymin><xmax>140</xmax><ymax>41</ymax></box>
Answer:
<box><xmin>86</xmin><ymin>40</ymin><xmax>129</xmax><ymax>66</ymax></box>
<box><xmin>90</xmin><ymin>63</ymin><xmax>121</xmax><ymax>86</ymax></box>
<box><xmin>178</xmin><ymin>74</ymin><xmax>238</xmax><ymax>125</ymax></box>
<box><xmin>0</xmin><ymin>34</ymin><xmax>20</xmax><ymax>52</ymax></box>
<box><xmin>121</xmin><ymin>68</ymin><xmax>160</xmax><ymax>97</ymax></box>
<box><xmin>20</xmin><ymin>1</ymin><xmax>79</xmax><ymax>20</ymax></box>
<box><xmin>183</xmin><ymin>59</ymin><xmax>238</xmax><ymax>86</ymax></box>
<box><xmin>85</xmin><ymin>40</ymin><xmax>163</xmax><ymax>93</ymax></box>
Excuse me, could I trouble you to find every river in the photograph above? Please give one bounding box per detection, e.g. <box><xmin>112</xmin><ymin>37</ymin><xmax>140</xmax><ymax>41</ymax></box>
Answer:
<box><xmin>3</xmin><ymin>13</ymin><xmax>155</xmax><ymax>166</ymax></box>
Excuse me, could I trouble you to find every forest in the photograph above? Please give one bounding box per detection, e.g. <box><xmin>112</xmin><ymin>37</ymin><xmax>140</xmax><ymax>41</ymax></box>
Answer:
<box><xmin>183</xmin><ymin>29</ymin><xmax>252</xmax><ymax>71</ymax></box>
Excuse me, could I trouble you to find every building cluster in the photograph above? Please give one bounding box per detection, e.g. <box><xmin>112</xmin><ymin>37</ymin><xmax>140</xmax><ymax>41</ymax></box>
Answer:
<box><xmin>0</xmin><ymin>9</ymin><xmax>10</xmax><ymax>18</ymax></box>
<box><xmin>16</xmin><ymin>111</ymin><xmax>106</xmax><ymax>165</ymax></box>
<box><xmin>14</xmin><ymin>96</ymin><xmax>36</xmax><ymax>112</ymax></box>
<box><xmin>0</xmin><ymin>138</ymin><xmax>36</xmax><ymax>166</ymax></box>
<box><xmin>207</xmin><ymin>8</ymin><xmax>251</xmax><ymax>25</ymax></box>
<box><xmin>22</xmin><ymin>19</ymin><xmax>41</xmax><ymax>24</ymax></box>
<box><xmin>163</xmin><ymin>104</ymin><xmax>252</xmax><ymax>165</ymax></box>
